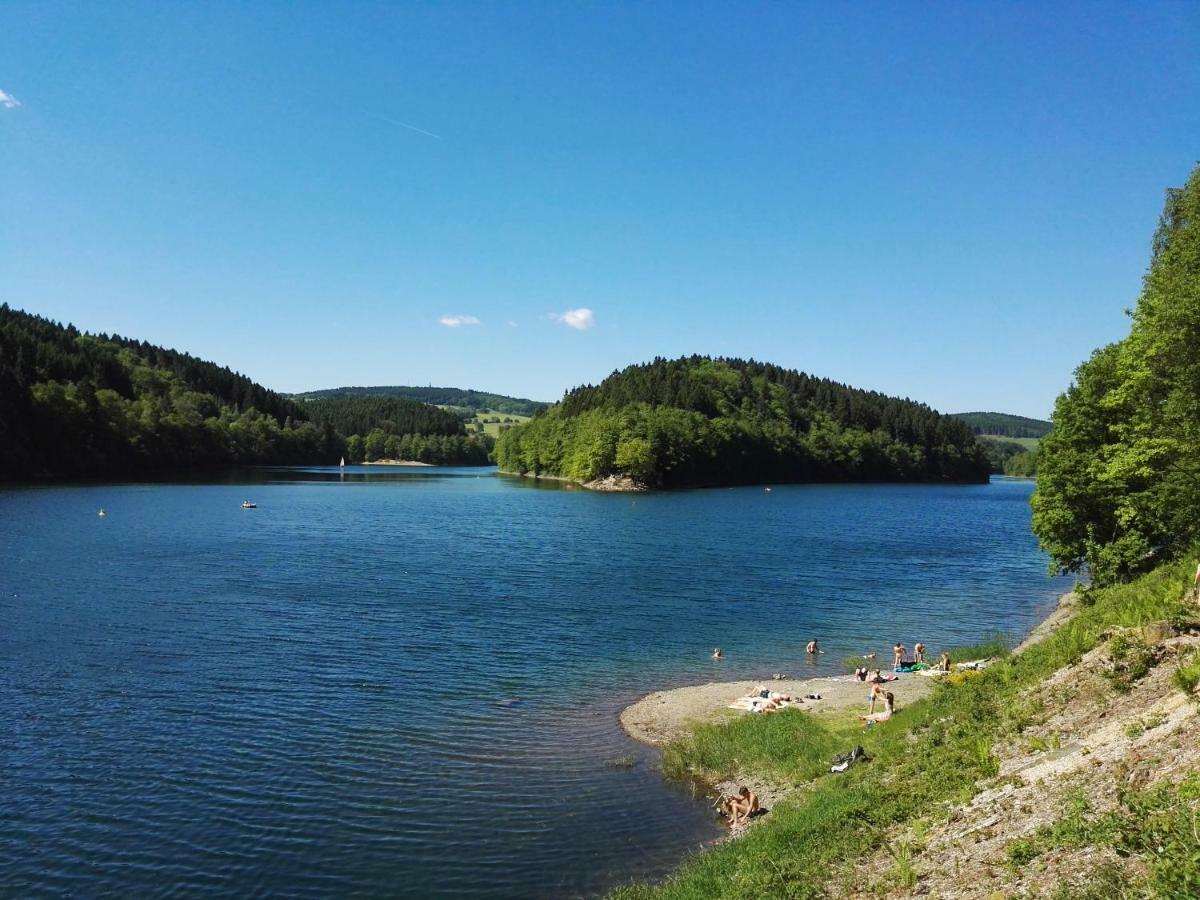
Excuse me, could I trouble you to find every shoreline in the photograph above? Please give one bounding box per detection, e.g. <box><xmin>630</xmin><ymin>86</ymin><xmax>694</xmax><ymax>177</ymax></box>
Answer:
<box><xmin>619</xmin><ymin>673</ymin><xmax>935</xmax><ymax>747</ymax></box>
<box><xmin>361</xmin><ymin>459</ymin><xmax>435</xmax><ymax>467</ymax></box>
<box><xmin>620</xmin><ymin>591</ymin><xmax>1076</xmax><ymax>749</ymax></box>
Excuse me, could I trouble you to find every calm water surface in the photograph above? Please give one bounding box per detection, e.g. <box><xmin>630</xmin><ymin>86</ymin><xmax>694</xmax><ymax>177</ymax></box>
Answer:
<box><xmin>0</xmin><ymin>470</ymin><xmax>1068</xmax><ymax>897</ymax></box>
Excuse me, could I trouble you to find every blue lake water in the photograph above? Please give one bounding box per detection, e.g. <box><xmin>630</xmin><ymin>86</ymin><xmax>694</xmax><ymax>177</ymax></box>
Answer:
<box><xmin>0</xmin><ymin>469</ymin><xmax>1069</xmax><ymax>897</ymax></box>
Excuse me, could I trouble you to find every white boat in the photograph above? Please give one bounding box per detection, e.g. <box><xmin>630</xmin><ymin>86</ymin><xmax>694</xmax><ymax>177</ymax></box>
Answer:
<box><xmin>241</xmin><ymin>500</ymin><xmax>257</xmax><ymax>509</ymax></box>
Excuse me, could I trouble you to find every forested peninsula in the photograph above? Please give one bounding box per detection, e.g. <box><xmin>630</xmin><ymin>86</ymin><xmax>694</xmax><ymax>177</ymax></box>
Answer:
<box><xmin>0</xmin><ymin>305</ymin><xmax>491</xmax><ymax>479</ymax></box>
<box><xmin>495</xmin><ymin>356</ymin><xmax>990</xmax><ymax>488</ymax></box>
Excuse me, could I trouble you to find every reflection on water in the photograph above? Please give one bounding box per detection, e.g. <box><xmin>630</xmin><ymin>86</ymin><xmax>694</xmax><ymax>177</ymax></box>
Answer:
<box><xmin>0</xmin><ymin>472</ymin><xmax>1068</xmax><ymax>897</ymax></box>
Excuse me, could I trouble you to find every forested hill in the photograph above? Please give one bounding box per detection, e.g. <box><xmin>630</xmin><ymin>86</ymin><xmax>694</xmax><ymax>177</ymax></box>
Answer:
<box><xmin>294</xmin><ymin>386</ymin><xmax>547</xmax><ymax>417</ymax></box>
<box><xmin>495</xmin><ymin>356</ymin><xmax>990</xmax><ymax>488</ymax></box>
<box><xmin>949</xmin><ymin>412</ymin><xmax>1052</xmax><ymax>439</ymax></box>
<box><xmin>300</xmin><ymin>396</ymin><xmax>464</xmax><ymax>437</ymax></box>
<box><xmin>0</xmin><ymin>305</ymin><xmax>490</xmax><ymax>478</ymax></box>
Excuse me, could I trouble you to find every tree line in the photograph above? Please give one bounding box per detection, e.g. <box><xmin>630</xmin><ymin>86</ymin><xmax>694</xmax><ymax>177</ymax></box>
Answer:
<box><xmin>0</xmin><ymin>305</ymin><xmax>491</xmax><ymax>478</ymax></box>
<box><xmin>496</xmin><ymin>356</ymin><xmax>989</xmax><ymax>487</ymax></box>
<box><xmin>949</xmin><ymin>412</ymin><xmax>1052</xmax><ymax>439</ymax></box>
<box><xmin>300</xmin><ymin>395</ymin><xmax>465</xmax><ymax>438</ymax></box>
<box><xmin>293</xmin><ymin>385</ymin><xmax>547</xmax><ymax>417</ymax></box>
<box><xmin>1033</xmin><ymin>164</ymin><xmax>1200</xmax><ymax>583</ymax></box>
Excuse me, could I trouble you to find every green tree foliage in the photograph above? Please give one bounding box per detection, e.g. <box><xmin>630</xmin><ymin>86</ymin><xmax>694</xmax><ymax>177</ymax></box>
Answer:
<box><xmin>301</xmin><ymin>395</ymin><xmax>464</xmax><ymax>438</ymax></box>
<box><xmin>978</xmin><ymin>438</ymin><xmax>1030</xmax><ymax>473</ymax></box>
<box><xmin>949</xmin><ymin>412</ymin><xmax>1052</xmax><ymax>439</ymax></box>
<box><xmin>1033</xmin><ymin>165</ymin><xmax>1200</xmax><ymax>582</ymax></box>
<box><xmin>1002</xmin><ymin>448</ymin><xmax>1037</xmax><ymax>477</ymax></box>
<box><xmin>496</xmin><ymin>357</ymin><xmax>989</xmax><ymax>487</ymax></box>
<box><xmin>0</xmin><ymin>305</ymin><xmax>493</xmax><ymax>477</ymax></box>
<box><xmin>293</xmin><ymin>385</ymin><xmax>547</xmax><ymax>417</ymax></box>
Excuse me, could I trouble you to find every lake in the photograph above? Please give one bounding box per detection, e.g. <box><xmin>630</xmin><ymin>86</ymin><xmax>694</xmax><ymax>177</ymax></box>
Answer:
<box><xmin>0</xmin><ymin>470</ymin><xmax>1069</xmax><ymax>898</ymax></box>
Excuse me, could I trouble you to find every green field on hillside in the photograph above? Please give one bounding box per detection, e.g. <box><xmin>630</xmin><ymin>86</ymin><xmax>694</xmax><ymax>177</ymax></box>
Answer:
<box><xmin>977</xmin><ymin>434</ymin><xmax>1040</xmax><ymax>451</ymax></box>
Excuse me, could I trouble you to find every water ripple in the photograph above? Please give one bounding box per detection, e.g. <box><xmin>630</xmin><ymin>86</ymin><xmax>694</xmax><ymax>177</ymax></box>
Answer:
<box><xmin>0</xmin><ymin>474</ymin><xmax>1068</xmax><ymax>898</ymax></box>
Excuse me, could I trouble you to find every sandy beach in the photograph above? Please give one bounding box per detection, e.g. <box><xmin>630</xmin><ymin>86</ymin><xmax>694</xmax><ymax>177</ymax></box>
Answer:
<box><xmin>361</xmin><ymin>459</ymin><xmax>434</xmax><ymax>467</ymax></box>
<box><xmin>620</xmin><ymin>593</ymin><xmax>1076</xmax><ymax>748</ymax></box>
<box><xmin>620</xmin><ymin>672</ymin><xmax>935</xmax><ymax>746</ymax></box>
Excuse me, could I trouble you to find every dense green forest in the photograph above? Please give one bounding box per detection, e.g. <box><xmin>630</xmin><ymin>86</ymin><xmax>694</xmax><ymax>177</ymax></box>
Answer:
<box><xmin>975</xmin><ymin>436</ymin><xmax>1039</xmax><ymax>476</ymax></box>
<box><xmin>294</xmin><ymin>385</ymin><xmax>547</xmax><ymax>417</ymax></box>
<box><xmin>300</xmin><ymin>396</ymin><xmax>463</xmax><ymax>438</ymax></box>
<box><xmin>1033</xmin><ymin>164</ymin><xmax>1200</xmax><ymax>583</ymax></box>
<box><xmin>0</xmin><ymin>306</ymin><xmax>491</xmax><ymax>478</ymax></box>
<box><xmin>951</xmin><ymin>412</ymin><xmax>1048</xmax><ymax>476</ymax></box>
<box><xmin>496</xmin><ymin>356</ymin><xmax>989</xmax><ymax>487</ymax></box>
<box><xmin>299</xmin><ymin>395</ymin><xmax>493</xmax><ymax>465</ymax></box>
<box><xmin>950</xmin><ymin>411</ymin><xmax>1052</xmax><ymax>439</ymax></box>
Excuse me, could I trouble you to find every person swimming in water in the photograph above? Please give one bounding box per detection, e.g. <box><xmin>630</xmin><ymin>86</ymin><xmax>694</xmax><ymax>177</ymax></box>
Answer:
<box><xmin>713</xmin><ymin>648</ymin><xmax>723</xmax><ymax>659</ymax></box>
<box><xmin>806</xmin><ymin>639</ymin><xmax>824</xmax><ymax>655</ymax></box>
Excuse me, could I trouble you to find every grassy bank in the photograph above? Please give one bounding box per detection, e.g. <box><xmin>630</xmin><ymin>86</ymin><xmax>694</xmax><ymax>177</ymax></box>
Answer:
<box><xmin>615</xmin><ymin>557</ymin><xmax>1200</xmax><ymax>899</ymax></box>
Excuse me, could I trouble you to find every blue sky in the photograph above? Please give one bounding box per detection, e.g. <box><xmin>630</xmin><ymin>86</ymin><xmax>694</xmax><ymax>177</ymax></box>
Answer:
<box><xmin>2</xmin><ymin>3</ymin><xmax>1197</xmax><ymax>417</ymax></box>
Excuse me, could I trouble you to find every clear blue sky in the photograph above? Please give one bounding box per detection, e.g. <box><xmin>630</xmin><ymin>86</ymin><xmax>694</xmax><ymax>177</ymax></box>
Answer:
<box><xmin>2</xmin><ymin>3</ymin><xmax>1197</xmax><ymax>417</ymax></box>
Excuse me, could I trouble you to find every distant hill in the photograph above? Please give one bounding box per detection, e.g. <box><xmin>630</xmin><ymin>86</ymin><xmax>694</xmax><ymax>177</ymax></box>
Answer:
<box><xmin>949</xmin><ymin>412</ymin><xmax>1052</xmax><ymax>439</ymax></box>
<box><xmin>0</xmin><ymin>305</ymin><xmax>494</xmax><ymax>478</ymax></box>
<box><xmin>294</xmin><ymin>386</ymin><xmax>548</xmax><ymax>418</ymax></box>
<box><xmin>947</xmin><ymin>412</ymin><xmax>1048</xmax><ymax>476</ymax></box>
<box><xmin>496</xmin><ymin>355</ymin><xmax>990</xmax><ymax>488</ymax></box>
<box><xmin>0</xmin><ymin>303</ymin><xmax>336</xmax><ymax>478</ymax></box>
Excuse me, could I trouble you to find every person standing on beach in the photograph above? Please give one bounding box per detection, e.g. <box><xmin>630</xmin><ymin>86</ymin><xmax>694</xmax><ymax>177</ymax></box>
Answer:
<box><xmin>893</xmin><ymin>642</ymin><xmax>906</xmax><ymax>669</ymax></box>
<box><xmin>868</xmin><ymin>682</ymin><xmax>887</xmax><ymax>714</ymax></box>
<box><xmin>913</xmin><ymin>642</ymin><xmax>926</xmax><ymax>663</ymax></box>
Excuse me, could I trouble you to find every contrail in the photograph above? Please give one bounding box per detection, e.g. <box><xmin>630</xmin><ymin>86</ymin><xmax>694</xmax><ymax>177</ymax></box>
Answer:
<box><xmin>364</xmin><ymin>111</ymin><xmax>442</xmax><ymax>140</ymax></box>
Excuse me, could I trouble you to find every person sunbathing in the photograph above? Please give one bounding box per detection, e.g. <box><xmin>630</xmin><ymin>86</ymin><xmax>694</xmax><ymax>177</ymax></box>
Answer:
<box><xmin>861</xmin><ymin>692</ymin><xmax>896</xmax><ymax>725</ymax></box>
<box><xmin>722</xmin><ymin>786</ymin><xmax>760</xmax><ymax>826</ymax></box>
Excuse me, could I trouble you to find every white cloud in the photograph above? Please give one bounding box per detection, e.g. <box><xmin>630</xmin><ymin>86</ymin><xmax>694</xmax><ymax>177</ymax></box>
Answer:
<box><xmin>552</xmin><ymin>308</ymin><xmax>595</xmax><ymax>330</ymax></box>
<box><xmin>439</xmin><ymin>314</ymin><xmax>481</xmax><ymax>328</ymax></box>
<box><xmin>506</xmin><ymin>320</ymin><xmax>518</xmax><ymax>328</ymax></box>
<box><xmin>0</xmin><ymin>89</ymin><xmax>21</xmax><ymax>109</ymax></box>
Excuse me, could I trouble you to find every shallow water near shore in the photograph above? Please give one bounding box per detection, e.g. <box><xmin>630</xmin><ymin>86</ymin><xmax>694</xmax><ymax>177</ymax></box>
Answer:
<box><xmin>0</xmin><ymin>470</ymin><xmax>1069</xmax><ymax>897</ymax></box>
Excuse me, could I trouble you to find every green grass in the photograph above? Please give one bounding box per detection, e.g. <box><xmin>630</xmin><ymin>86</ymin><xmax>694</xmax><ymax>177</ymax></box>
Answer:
<box><xmin>1173</xmin><ymin>649</ymin><xmax>1200</xmax><ymax>696</ymax></box>
<box><xmin>977</xmin><ymin>434</ymin><xmax>1041</xmax><ymax>451</ymax></box>
<box><xmin>661</xmin><ymin>709</ymin><xmax>855</xmax><ymax>787</ymax></box>
<box><xmin>944</xmin><ymin>631</ymin><xmax>1012</xmax><ymax>662</ymax></box>
<box><xmin>612</xmin><ymin>553</ymin><xmax>1200</xmax><ymax>899</ymax></box>
<box><xmin>1003</xmin><ymin>776</ymin><xmax>1200</xmax><ymax>899</ymax></box>
<box><xmin>434</xmin><ymin>405</ymin><xmax>533</xmax><ymax>437</ymax></box>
